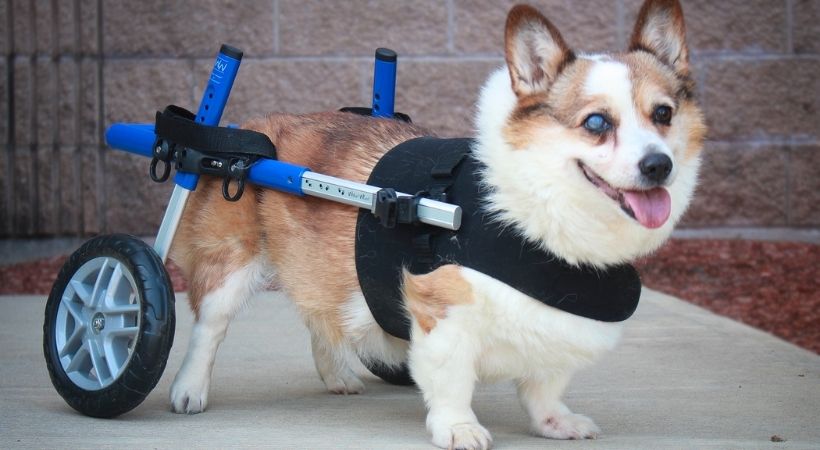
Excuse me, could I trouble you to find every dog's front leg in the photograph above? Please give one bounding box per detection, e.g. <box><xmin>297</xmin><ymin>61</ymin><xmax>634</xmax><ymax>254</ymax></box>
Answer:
<box><xmin>410</xmin><ymin>329</ymin><xmax>491</xmax><ymax>450</ymax></box>
<box><xmin>404</xmin><ymin>266</ymin><xmax>492</xmax><ymax>449</ymax></box>
<box><xmin>516</xmin><ymin>372</ymin><xmax>599</xmax><ymax>440</ymax></box>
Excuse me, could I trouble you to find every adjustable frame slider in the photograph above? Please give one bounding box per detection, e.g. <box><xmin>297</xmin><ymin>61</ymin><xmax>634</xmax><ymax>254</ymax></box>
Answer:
<box><xmin>374</xmin><ymin>188</ymin><xmax>398</xmax><ymax>228</ymax></box>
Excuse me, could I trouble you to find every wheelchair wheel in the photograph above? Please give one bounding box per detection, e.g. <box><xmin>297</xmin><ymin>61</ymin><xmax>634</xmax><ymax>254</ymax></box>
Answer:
<box><xmin>43</xmin><ymin>234</ymin><xmax>175</xmax><ymax>418</ymax></box>
<box><xmin>362</xmin><ymin>359</ymin><xmax>415</xmax><ymax>386</ymax></box>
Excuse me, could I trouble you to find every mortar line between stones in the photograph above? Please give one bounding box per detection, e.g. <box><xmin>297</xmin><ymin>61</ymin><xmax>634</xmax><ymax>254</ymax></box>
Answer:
<box><xmin>785</xmin><ymin>0</ymin><xmax>794</xmax><ymax>53</ymax></box>
<box><xmin>189</xmin><ymin>58</ymin><xmax>196</xmax><ymax>108</ymax></box>
<box><xmin>50</xmin><ymin>0</ymin><xmax>59</xmax><ymax>235</ymax></box>
<box><xmin>29</xmin><ymin>0</ymin><xmax>40</xmax><ymax>234</ymax></box>
<box><xmin>95</xmin><ymin>0</ymin><xmax>105</xmax><ymax>234</ymax></box>
<box><xmin>359</xmin><ymin>61</ymin><xmax>369</xmax><ymax>107</ymax></box>
<box><xmin>4</xmin><ymin>0</ymin><xmax>14</xmax><ymax>235</ymax></box>
<box><xmin>694</xmin><ymin>52</ymin><xmax>819</xmax><ymax>61</ymax></box>
<box><xmin>96</xmin><ymin>52</ymin><xmax>820</xmax><ymax>63</ymax></box>
<box><xmin>784</xmin><ymin>145</ymin><xmax>792</xmax><ymax>225</ymax></box>
<box><xmin>72</xmin><ymin>0</ymin><xmax>81</xmax><ymax>235</ymax></box>
<box><xmin>706</xmin><ymin>138</ymin><xmax>820</xmax><ymax>147</ymax></box>
<box><xmin>616</xmin><ymin>0</ymin><xmax>625</xmax><ymax>49</ymax></box>
<box><xmin>3</xmin><ymin>57</ymin><xmax>12</xmax><ymax>235</ymax></box>
<box><xmin>273</xmin><ymin>0</ymin><xmax>279</xmax><ymax>55</ymax></box>
<box><xmin>446</xmin><ymin>0</ymin><xmax>455</xmax><ymax>53</ymax></box>
<box><xmin>73</xmin><ymin>0</ymin><xmax>80</xmax><ymax>56</ymax></box>
<box><xmin>106</xmin><ymin>55</ymin><xmax>507</xmax><ymax>64</ymax></box>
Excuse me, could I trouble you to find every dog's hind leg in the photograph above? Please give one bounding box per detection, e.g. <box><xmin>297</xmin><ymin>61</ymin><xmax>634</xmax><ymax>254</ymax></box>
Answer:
<box><xmin>516</xmin><ymin>372</ymin><xmax>600</xmax><ymax>440</ymax></box>
<box><xmin>308</xmin><ymin>324</ymin><xmax>365</xmax><ymax>395</ymax></box>
<box><xmin>170</xmin><ymin>259</ymin><xmax>269</xmax><ymax>414</ymax></box>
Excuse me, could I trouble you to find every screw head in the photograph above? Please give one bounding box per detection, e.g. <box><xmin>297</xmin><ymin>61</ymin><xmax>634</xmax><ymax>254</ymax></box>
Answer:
<box><xmin>91</xmin><ymin>313</ymin><xmax>106</xmax><ymax>334</ymax></box>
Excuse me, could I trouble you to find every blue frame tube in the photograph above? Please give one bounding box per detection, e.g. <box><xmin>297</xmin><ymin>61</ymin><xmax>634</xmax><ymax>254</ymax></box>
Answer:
<box><xmin>248</xmin><ymin>160</ymin><xmax>308</xmax><ymax>196</ymax></box>
<box><xmin>105</xmin><ymin>123</ymin><xmax>156</xmax><ymax>158</ymax></box>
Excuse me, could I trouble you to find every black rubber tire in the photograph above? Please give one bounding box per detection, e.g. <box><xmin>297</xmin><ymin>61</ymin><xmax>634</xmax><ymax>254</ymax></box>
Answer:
<box><xmin>362</xmin><ymin>359</ymin><xmax>415</xmax><ymax>386</ymax></box>
<box><xmin>43</xmin><ymin>234</ymin><xmax>175</xmax><ymax>418</ymax></box>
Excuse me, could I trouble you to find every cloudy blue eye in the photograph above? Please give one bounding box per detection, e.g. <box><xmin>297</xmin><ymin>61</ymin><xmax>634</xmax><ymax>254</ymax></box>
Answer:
<box><xmin>583</xmin><ymin>114</ymin><xmax>611</xmax><ymax>134</ymax></box>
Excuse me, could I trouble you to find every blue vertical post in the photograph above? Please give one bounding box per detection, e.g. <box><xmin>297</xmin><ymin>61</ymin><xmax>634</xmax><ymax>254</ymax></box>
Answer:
<box><xmin>371</xmin><ymin>48</ymin><xmax>397</xmax><ymax>118</ymax></box>
<box><xmin>153</xmin><ymin>44</ymin><xmax>243</xmax><ymax>262</ymax></box>
<box><xmin>174</xmin><ymin>44</ymin><xmax>244</xmax><ymax>190</ymax></box>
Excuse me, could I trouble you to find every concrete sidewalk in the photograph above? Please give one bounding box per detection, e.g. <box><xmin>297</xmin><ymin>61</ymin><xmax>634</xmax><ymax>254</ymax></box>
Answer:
<box><xmin>1</xmin><ymin>289</ymin><xmax>817</xmax><ymax>449</ymax></box>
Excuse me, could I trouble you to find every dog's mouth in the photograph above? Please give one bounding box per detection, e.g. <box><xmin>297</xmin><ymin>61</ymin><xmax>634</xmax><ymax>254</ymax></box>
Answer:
<box><xmin>578</xmin><ymin>161</ymin><xmax>671</xmax><ymax>229</ymax></box>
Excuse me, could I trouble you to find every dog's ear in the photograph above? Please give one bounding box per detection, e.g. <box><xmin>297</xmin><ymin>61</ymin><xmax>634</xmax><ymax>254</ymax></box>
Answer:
<box><xmin>629</xmin><ymin>0</ymin><xmax>689</xmax><ymax>75</ymax></box>
<box><xmin>505</xmin><ymin>4</ymin><xmax>574</xmax><ymax>97</ymax></box>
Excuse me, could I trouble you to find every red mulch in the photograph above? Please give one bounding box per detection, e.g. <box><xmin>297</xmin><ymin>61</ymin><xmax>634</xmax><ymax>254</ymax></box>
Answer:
<box><xmin>0</xmin><ymin>255</ymin><xmax>189</xmax><ymax>296</ymax></box>
<box><xmin>1</xmin><ymin>239</ymin><xmax>817</xmax><ymax>354</ymax></box>
<box><xmin>635</xmin><ymin>239</ymin><xmax>819</xmax><ymax>354</ymax></box>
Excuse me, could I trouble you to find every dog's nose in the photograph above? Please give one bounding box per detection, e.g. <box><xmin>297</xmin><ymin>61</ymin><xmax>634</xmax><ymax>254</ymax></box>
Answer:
<box><xmin>639</xmin><ymin>153</ymin><xmax>673</xmax><ymax>184</ymax></box>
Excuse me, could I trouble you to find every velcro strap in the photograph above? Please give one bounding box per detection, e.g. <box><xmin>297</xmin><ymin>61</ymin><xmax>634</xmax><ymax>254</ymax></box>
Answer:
<box><xmin>430</xmin><ymin>144</ymin><xmax>469</xmax><ymax>178</ymax></box>
<box><xmin>154</xmin><ymin>105</ymin><xmax>277</xmax><ymax>159</ymax></box>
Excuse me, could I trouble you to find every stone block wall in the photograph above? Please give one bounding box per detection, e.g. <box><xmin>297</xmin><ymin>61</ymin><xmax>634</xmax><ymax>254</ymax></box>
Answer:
<box><xmin>1</xmin><ymin>0</ymin><xmax>818</xmax><ymax>236</ymax></box>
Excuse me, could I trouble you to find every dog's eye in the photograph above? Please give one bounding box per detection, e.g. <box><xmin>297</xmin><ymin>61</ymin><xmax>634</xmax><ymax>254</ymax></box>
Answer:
<box><xmin>583</xmin><ymin>114</ymin><xmax>611</xmax><ymax>134</ymax></box>
<box><xmin>652</xmin><ymin>105</ymin><xmax>673</xmax><ymax>125</ymax></box>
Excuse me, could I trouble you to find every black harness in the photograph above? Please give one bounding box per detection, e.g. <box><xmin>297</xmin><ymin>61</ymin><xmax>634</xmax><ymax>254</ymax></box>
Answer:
<box><xmin>355</xmin><ymin>137</ymin><xmax>642</xmax><ymax>341</ymax></box>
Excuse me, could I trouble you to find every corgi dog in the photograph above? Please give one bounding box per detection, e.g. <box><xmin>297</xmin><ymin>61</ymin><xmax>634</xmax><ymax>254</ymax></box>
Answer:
<box><xmin>168</xmin><ymin>0</ymin><xmax>705</xmax><ymax>448</ymax></box>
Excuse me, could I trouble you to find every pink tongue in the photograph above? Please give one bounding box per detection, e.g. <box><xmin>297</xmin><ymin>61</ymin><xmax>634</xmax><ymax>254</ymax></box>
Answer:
<box><xmin>623</xmin><ymin>188</ymin><xmax>671</xmax><ymax>229</ymax></box>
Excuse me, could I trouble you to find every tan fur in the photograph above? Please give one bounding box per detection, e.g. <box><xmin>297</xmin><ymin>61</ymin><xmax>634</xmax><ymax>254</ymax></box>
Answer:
<box><xmin>402</xmin><ymin>265</ymin><xmax>473</xmax><ymax>334</ymax></box>
<box><xmin>679</xmin><ymin>102</ymin><xmax>707</xmax><ymax>160</ymax></box>
<box><xmin>172</xmin><ymin>178</ymin><xmax>260</xmax><ymax>318</ymax></box>
<box><xmin>502</xmin><ymin>60</ymin><xmax>597</xmax><ymax>149</ymax></box>
<box><xmin>621</xmin><ymin>52</ymin><xmax>700</xmax><ymax>150</ymax></box>
<box><xmin>171</xmin><ymin>112</ymin><xmax>431</xmax><ymax>343</ymax></box>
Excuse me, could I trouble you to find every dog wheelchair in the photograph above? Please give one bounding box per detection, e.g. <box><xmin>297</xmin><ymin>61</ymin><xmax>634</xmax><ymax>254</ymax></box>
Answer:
<box><xmin>42</xmin><ymin>44</ymin><xmax>462</xmax><ymax>418</ymax></box>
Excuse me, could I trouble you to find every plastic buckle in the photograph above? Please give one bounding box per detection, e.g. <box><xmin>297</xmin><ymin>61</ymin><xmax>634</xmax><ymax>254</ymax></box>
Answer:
<box><xmin>222</xmin><ymin>159</ymin><xmax>249</xmax><ymax>202</ymax></box>
<box><xmin>374</xmin><ymin>188</ymin><xmax>398</xmax><ymax>228</ymax></box>
<box><xmin>396</xmin><ymin>194</ymin><xmax>421</xmax><ymax>225</ymax></box>
<box><xmin>373</xmin><ymin>188</ymin><xmax>422</xmax><ymax>228</ymax></box>
<box><xmin>169</xmin><ymin>146</ymin><xmax>253</xmax><ymax>202</ymax></box>
<box><xmin>149</xmin><ymin>138</ymin><xmax>173</xmax><ymax>182</ymax></box>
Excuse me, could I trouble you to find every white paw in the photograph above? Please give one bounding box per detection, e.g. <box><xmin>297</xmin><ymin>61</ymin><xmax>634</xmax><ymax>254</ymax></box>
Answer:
<box><xmin>431</xmin><ymin>422</ymin><xmax>492</xmax><ymax>450</ymax></box>
<box><xmin>169</xmin><ymin>369</ymin><xmax>211</xmax><ymax>414</ymax></box>
<box><xmin>534</xmin><ymin>412</ymin><xmax>600</xmax><ymax>440</ymax></box>
<box><xmin>322</xmin><ymin>370</ymin><xmax>365</xmax><ymax>395</ymax></box>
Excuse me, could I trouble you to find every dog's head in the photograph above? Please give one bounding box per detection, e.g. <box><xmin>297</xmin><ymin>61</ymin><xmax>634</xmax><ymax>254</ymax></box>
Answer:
<box><xmin>475</xmin><ymin>0</ymin><xmax>706</xmax><ymax>267</ymax></box>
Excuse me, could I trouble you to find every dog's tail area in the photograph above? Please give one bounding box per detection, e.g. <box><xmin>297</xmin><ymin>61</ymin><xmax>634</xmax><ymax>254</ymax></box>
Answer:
<box><xmin>402</xmin><ymin>265</ymin><xmax>473</xmax><ymax>335</ymax></box>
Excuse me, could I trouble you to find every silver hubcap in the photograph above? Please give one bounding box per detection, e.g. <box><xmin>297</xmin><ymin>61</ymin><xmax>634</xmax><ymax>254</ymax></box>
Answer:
<box><xmin>54</xmin><ymin>257</ymin><xmax>141</xmax><ymax>390</ymax></box>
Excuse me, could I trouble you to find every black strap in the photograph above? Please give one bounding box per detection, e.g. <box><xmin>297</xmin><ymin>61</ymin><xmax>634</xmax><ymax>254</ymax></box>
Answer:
<box><xmin>150</xmin><ymin>105</ymin><xmax>278</xmax><ymax>201</ymax></box>
<box><xmin>154</xmin><ymin>105</ymin><xmax>276</xmax><ymax>159</ymax></box>
<box><xmin>431</xmin><ymin>148</ymin><xmax>469</xmax><ymax>178</ymax></box>
<box><xmin>426</xmin><ymin>143</ymin><xmax>469</xmax><ymax>203</ymax></box>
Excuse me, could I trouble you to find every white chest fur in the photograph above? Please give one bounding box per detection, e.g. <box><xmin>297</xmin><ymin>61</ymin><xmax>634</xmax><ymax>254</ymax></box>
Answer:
<box><xmin>414</xmin><ymin>267</ymin><xmax>624</xmax><ymax>383</ymax></box>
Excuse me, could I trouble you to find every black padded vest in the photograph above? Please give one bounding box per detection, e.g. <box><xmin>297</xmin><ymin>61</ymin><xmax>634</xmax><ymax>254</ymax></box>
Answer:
<box><xmin>355</xmin><ymin>137</ymin><xmax>642</xmax><ymax>341</ymax></box>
